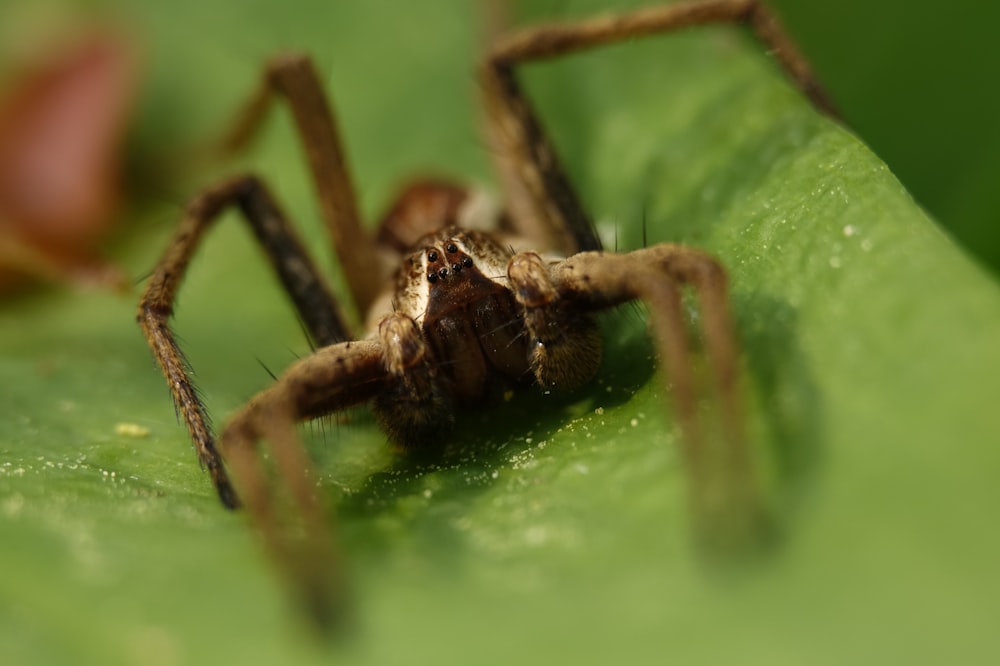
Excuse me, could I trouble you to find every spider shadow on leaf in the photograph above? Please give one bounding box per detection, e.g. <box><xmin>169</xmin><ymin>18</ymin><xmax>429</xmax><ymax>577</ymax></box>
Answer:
<box><xmin>734</xmin><ymin>291</ymin><xmax>824</xmax><ymax>533</ymax></box>
<box><xmin>317</xmin><ymin>290</ymin><xmax>822</xmax><ymax>581</ymax></box>
<box><xmin>324</xmin><ymin>308</ymin><xmax>658</xmax><ymax>570</ymax></box>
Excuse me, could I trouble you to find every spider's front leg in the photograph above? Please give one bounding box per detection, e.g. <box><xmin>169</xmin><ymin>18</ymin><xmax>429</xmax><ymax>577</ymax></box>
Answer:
<box><xmin>509</xmin><ymin>247</ymin><xmax>756</xmax><ymax>546</ymax></box>
<box><xmin>217</xmin><ymin>312</ymin><xmax>451</xmax><ymax>626</ymax></box>
<box><xmin>218</xmin><ymin>339</ymin><xmax>387</xmax><ymax>626</ymax></box>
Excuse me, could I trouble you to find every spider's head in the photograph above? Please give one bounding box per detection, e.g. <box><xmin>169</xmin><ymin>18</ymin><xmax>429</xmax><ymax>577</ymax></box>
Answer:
<box><xmin>424</xmin><ymin>240</ymin><xmax>474</xmax><ymax>286</ymax></box>
<box><xmin>393</xmin><ymin>228</ymin><xmax>515</xmax><ymax>323</ymax></box>
<box><xmin>419</xmin><ymin>228</ymin><xmax>512</xmax><ymax>290</ymax></box>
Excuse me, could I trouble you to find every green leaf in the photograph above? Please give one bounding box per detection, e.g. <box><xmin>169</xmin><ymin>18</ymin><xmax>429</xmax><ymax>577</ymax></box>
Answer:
<box><xmin>2</xmin><ymin>1</ymin><xmax>999</xmax><ymax>665</ymax></box>
<box><xmin>769</xmin><ymin>0</ymin><xmax>1000</xmax><ymax>272</ymax></box>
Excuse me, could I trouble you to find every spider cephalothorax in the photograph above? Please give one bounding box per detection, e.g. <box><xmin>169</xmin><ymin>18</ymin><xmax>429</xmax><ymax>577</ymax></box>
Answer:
<box><xmin>374</xmin><ymin>224</ymin><xmax>536</xmax><ymax>443</ymax></box>
<box><xmin>402</xmin><ymin>228</ymin><xmax>534</xmax><ymax>398</ymax></box>
<box><xmin>138</xmin><ymin>0</ymin><xmax>835</xmax><ymax>625</ymax></box>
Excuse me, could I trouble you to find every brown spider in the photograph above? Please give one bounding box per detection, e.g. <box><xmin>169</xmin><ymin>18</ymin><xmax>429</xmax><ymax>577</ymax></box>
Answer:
<box><xmin>138</xmin><ymin>0</ymin><xmax>834</xmax><ymax>624</ymax></box>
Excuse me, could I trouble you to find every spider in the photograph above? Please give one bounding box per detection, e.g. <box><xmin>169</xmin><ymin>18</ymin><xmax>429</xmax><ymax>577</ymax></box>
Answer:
<box><xmin>138</xmin><ymin>0</ymin><xmax>835</xmax><ymax>625</ymax></box>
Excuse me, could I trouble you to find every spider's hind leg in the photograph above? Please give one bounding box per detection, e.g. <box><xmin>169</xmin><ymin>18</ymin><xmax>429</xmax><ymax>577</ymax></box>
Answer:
<box><xmin>206</xmin><ymin>53</ymin><xmax>383</xmax><ymax>316</ymax></box>
<box><xmin>480</xmin><ymin>0</ymin><xmax>837</xmax><ymax>257</ymax></box>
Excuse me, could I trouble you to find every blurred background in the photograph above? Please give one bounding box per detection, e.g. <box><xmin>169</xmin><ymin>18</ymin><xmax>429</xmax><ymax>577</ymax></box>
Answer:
<box><xmin>2</xmin><ymin>0</ymin><xmax>998</xmax><ymax>295</ymax></box>
<box><xmin>770</xmin><ymin>0</ymin><xmax>1000</xmax><ymax>273</ymax></box>
<box><xmin>0</xmin><ymin>0</ymin><xmax>998</xmax><ymax>294</ymax></box>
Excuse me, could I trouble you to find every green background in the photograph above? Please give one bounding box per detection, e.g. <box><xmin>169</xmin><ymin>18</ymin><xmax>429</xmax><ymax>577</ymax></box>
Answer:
<box><xmin>2</xmin><ymin>1</ymin><xmax>999</xmax><ymax>665</ymax></box>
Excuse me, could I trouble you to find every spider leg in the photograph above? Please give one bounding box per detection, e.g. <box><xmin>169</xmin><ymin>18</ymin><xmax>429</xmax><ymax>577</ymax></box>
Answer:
<box><xmin>481</xmin><ymin>0</ymin><xmax>837</xmax><ymax>256</ymax></box>
<box><xmin>480</xmin><ymin>49</ymin><xmax>599</xmax><ymax>257</ymax></box>
<box><xmin>208</xmin><ymin>54</ymin><xmax>382</xmax><ymax>315</ymax></box>
<box><xmin>220</xmin><ymin>312</ymin><xmax>450</xmax><ymax>625</ymax></box>
<box><xmin>220</xmin><ymin>339</ymin><xmax>387</xmax><ymax>627</ymax></box>
<box><xmin>512</xmin><ymin>246</ymin><xmax>756</xmax><ymax>545</ymax></box>
<box><xmin>137</xmin><ymin>175</ymin><xmax>349</xmax><ymax>507</ymax></box>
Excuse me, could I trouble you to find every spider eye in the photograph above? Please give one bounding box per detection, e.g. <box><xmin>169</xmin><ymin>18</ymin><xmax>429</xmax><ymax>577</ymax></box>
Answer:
<box><xmin>427</xmin><ymin>272</ymin><xmax>438</xmax><ymax>283</ymax></box>
<box><xmin>438</xmin><ymin>267</ymin><xmax>449</xmax><ymax>278</ymax></box>
<box><xmin>427</xmin><ymin>251</ymin><xmax>439</xmax><ymax>262</ymax></box>
<box><xmin>462</xmin><ymin>256</ymin><xmax>473</xmax><ymax>268</ymax></box>
<box><xmin>446</xmin><ymin>243</ymin><xmax>458</xmax><ymax>253</ymax></box>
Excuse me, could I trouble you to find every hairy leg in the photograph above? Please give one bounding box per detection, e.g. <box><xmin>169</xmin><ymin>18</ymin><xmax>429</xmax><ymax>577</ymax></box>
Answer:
<box><xmin>551</xmin><ymin>245</ymin><xmax>756</xmax><ymax>542</ymax></box>
<box><xmin>137</xmin><ymin>174</ymin><xmax>348</xmax><ymax>506</ymax></box>
<box><xmin>209</xmin><ymin>54</ymin><xmax>382</xmax><ymax>315</ymax></box>
<box><xmin>481</xmin><ymin>0</ymin><xmax>837</xmax><ymax>256</ymax></box>
<box><xmin>219</xmin><ymin>339</ymin><xmax>386</xmax><ymax>626</ymax></box>
<box><xmin>218</xmin><ymin>314</ymin><xmax>450</xmax><ymax>626</ymax></box>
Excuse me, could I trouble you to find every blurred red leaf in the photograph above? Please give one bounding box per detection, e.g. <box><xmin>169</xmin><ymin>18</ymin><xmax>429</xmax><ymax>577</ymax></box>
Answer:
<box><xmin>0</xmin><ymin>27</ymin><xmax>138</xmax><ymax>291</ymax></box>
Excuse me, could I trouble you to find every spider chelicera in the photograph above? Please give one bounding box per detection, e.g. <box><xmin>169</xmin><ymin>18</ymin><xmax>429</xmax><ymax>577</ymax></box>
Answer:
<box><xmin>138</xmin><ymin>0</ymin><xmax>835</xmax><ymax>624</ymax></box>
